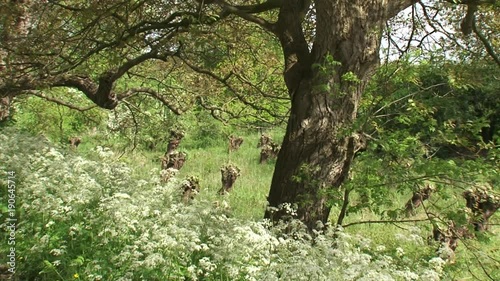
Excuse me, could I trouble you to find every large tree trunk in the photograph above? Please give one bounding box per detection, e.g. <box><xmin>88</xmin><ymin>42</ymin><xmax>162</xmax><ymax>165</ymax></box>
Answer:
<box><xmin>265</xmin><ymin>0</ymin><xmax>412</xmax><ymax>229</ymax></box>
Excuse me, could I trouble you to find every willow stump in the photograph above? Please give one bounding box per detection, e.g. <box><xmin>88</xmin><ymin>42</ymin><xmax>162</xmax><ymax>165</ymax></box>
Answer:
<box><xmin>166</xmin><ymin>129</ymin><xmax>185</xmax><ymax>154</ymax></box>
<box><xmin>404</xmin><ymin>183</ymin><xmax>434</xmax><ymax>216</ymax></box>
<box><xmin>161</xmin><ymin>151</ymin><xmax>187</xmax><ymax>170</ymax></box>
<box><xmin>69</xmin><ymin>137</ymin><xmax>82</xmax><ymax>148</ymax></box>
<box><xmin>463</xmin><ymin>187</ymin><xmax>499</xmax><ymax>231</ymax></box>
<box><xmin>229</xmin><ymin>135</ymin><xmax>244</xmax><ymax>152</ymax></box>
<box><xmin>160</xmin><ymin>168</ymin><xmax>178</xmax><ymax>183</ymax></box>
<box><xmin>259</xmin><ymin>142</ymin><xmax>280</xmax><ymax>164</ymax></box>
<box><xmin>218</xmin><ymin>164</ymin><xmax>241</xmax><ymax>195</ymax></box>
<box><xmin>182</xmin><ymin>176</ymin><xmax>200</xmax><ymax>203</ymax></box>
<box><xmin>257</xmin><ymin>133</ymin><xmax>272</xmax><ymax>148</ymax></box>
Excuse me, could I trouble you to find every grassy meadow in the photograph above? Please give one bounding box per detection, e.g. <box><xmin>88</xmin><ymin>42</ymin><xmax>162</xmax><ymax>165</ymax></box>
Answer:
<box><xmin>1</xmin><ymin>125</ymin><xmax>499</xmax><ymax>280</ymax></box>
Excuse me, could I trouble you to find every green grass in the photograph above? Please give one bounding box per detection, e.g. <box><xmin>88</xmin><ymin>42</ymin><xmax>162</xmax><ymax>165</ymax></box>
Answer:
<box><xmin>89</xmin><ymin>129</ymin><xmax>284</xmax><ymax>221</ymax></box>
<box><xmin>178</xmin><ymin>131</ymin><xmax>280</xmax><ymax>220</ymax></box>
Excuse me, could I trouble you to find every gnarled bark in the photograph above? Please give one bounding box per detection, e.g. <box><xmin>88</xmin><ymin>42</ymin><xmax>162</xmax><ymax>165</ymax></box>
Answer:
<box><xmin>0</xmin><ymin>96</ymin><xmax>11</xmax><ymax>121</ymax></box>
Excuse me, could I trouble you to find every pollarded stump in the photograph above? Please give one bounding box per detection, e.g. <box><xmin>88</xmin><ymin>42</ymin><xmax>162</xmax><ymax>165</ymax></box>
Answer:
<box><xmin>161</xmin><ymin>151</ymin><xmax>187</xmax><ymax>170</ymax></box>
<box><xmin>229</xmin><ymin>135</ymin><xmax>244</xmax><ymax>152</ymax></box>
<box><xmin>69</xmin><ymin>137</ymin><xmax>82</xmax><ymax>148</ymax></box>
<box><xmin>259</xmin><ymin>142</ymin><xmax>280</xmax><ymax>164</ymax></box>
<box><xmin>218</xmin><ymin>164</ymin><xmax>241</xmax><ymax>195</ymax></box>
<box><xmin>463</xmin><ymin>186</ymin><xmax>499</xmax><ymax>231</ymax></box>
<box><xmin>181</xmin><ymin>176</ymin><xmax>200</xmax><ymax>203</ymax></box>
<box><xmin>404</xmin><ymin>183</ymin><xmax>434</xmax><ymax>216</ymax></box>
<box><xmin>160</xmin><ymin>168</ymin><xmax>179</xmax><ymax>183</ymax></box>
<box><xmin>257</xmin><ymin>133</ymin><xmax>272</xmax><ymax>148</ymax></box>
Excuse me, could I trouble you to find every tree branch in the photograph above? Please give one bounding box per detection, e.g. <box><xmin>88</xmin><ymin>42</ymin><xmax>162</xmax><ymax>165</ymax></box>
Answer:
<box><xmin>443</xmin><ymin>0</ymin><xmax>497</xmax><ymax>5</ymax></box>
<box><xmin>121</xmin><ymin>88</ymin><xmax>187</xmax><ymax>115</ymax></box>
<box><xmin>472</xmin><ymin>18</ymin><xmax>500</xmax><ymax>67</ymax></box>
<box><xmin>386</xmin><ymin>0</ymin><xmax>419</xmax><ymax>19</ymax></box>
<box><xmin>22</xmin><ymin>91</ymin><xmax>97</xmax><ymax>112</ymax></box>
<box><xmin>214</xmin><ymin>0</ymin><xmax>277</xmax><ymax>31</ymax></box>
<box><xmin>460</xmin><ymin>4</ymin><xmax>478</xmax><ymax>35</ymax></box>
<box><xmin>178</xmin><ymin>56</ymin><xmax>286</xmax><ymax>120</ymax></box>
<box><xmin>342</xmin><ymin>218</ymin><xmax>431</xmax><ymax>228</ymax></box>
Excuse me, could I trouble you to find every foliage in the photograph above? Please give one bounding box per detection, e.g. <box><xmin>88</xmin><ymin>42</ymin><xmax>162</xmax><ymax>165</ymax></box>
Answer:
<box><xmin>343</xmin><ymin>56</ymin><xmax>499</xmax><ymax>223</ymax></box>
<box><xmin>11</xmin><ymin>89</ymin><xmax>106</xmax><ymax>143</ymax></box>
<box><xmin>0</xmin><ymin>128</ymin><xmax>449</xmax><ymax>281</ymax></box>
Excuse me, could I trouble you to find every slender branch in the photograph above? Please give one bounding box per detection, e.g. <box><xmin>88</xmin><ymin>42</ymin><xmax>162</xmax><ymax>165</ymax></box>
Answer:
<box><xmin>120</xmin><ymin>100</ymin><xmax>139</xmax><ymax>156</ymax></box>
<box><xmin>336</xmin><ymin>188</ymin><xmax>351</xmax><ymax>226</ymax></box>
<box><xmin>122</xmin><ymin>88</ymin><xmax>187</xmax><ymax>115</ymax></box>
<box><xmin>178</xmin><ymin>56</ymin><xmax>286</xmax><ymax>119</ymax></box>
<box><xmin>443</xmin><ymin>0</ymin><xmax>497</xmax><ymax>5</ymax></box>
<box><xmin>452</xmin><ymin>228</ymin><xmax>498</xmax><ymax>280</ymax></box>
<box><xmin>372</xmin><ymin>83</ymin><xmax>448</xmax><ymax>117</ymax></box>
<box><xmin>472</xmin><ymin>19</ymin><xmax>500</xmax><ymax>67</ymax></box>
<box><xmin>342</xmin><ymin>218</ymin><xmax>431</xmax><ymax>228</ymax></box>
<box><xmin>23</xmin><ymin>91</ymin><xmax>97</xmax><ymax>112</ymax></box>
<box><xmin>215</xmin><ymin>0</ymin><xmax>276</xmax><ymax>31</ymax></box>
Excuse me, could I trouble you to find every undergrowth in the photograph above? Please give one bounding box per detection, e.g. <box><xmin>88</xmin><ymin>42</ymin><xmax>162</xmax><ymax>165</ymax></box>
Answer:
<box><xmin>0</xmin><ymin>128</ymin><xmax>450</xmax><ymax>281</ymax></box>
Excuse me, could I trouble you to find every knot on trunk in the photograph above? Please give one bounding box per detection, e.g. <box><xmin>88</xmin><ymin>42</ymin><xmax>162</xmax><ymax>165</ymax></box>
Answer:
<box><xmin>352</xmin><ymin>132</ymin><xmax>367</xmax><ymax>155</ymax></box>
<box><xmin>218</xmin><ymin>164</ymin><xmax>241</xmax><ymax>195</ymax></box>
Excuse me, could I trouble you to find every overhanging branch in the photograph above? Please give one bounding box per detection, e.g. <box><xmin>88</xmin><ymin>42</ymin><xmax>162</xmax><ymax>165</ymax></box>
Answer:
<box><xmin>121</xmin><ymin>88</ymin><xmax>188</xmax><ymax>115</ymax></box>
<box><xmin>25</xmin><ymin>91</ymin><xmax>97</xmax><ymax>112</ymax></box>
<box><xmin>214</xmin><ymin>0</ymin><xmax>278</xmax><ymax>31</ymax></box>
<box><xmin>472</xmin><ymin>19</ymin><xmax>500</xmax><ymax>66</ymax></box>
<box><xmin>342</xmin><ymin>218</ymin><xmax>431</xmax><ymax>228</ymax></box>
<box><xmin>179</xmin><ymin>56</ymin><xmax>287</xmax><ymax>120</ymax></box>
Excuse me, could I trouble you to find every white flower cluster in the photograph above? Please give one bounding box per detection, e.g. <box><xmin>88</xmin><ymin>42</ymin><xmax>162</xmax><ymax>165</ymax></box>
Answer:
<box><xmin>0</xmin><ymin>129</ymin><xmax>445</xmax><ymax>281</ymax></box>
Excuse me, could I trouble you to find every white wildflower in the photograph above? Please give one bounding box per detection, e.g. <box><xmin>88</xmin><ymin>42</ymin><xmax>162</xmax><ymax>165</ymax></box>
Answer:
<box><xmin>396</xmin><ymin>247</ymin><xmax>405</xmax><ymax>257</ymax></box>
<box><xmin>113</xmin><ymin>192</ymin><xmax>131</xmax><ymax>199</ymax></box>
<box><xmin>50</xmin><ymin>248</ymin><xmax>65</xmax><ymax>256</ymax></box>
